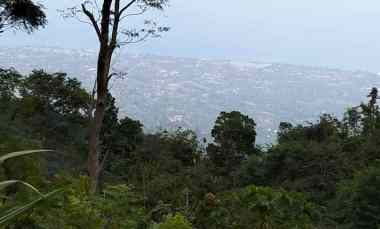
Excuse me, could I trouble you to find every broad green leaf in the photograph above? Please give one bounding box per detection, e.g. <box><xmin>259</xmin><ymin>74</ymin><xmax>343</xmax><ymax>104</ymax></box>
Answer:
<box><xmin>0</xmin><ymin>180</ymin><xmax>43</xmax><ymax>196</ymax></box>
<box><xmin>0</xmin><ymin>150</ymin><xmax>53</xmax><ymax>164</ymax></box>
<box><xmin>0</xmin><ymin>189</ymin><xmax>61</xmax><ymax>225</ymax></box>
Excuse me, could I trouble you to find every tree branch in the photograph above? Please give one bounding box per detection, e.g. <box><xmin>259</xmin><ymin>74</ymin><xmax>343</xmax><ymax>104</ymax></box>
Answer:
<box><xmin>120</xmin><ymin>7</ymin><xmax>147</xmax><ymax>21</ymax></box>
<box><xmin>81</xmin><ymin>3</ymin><xmax>101</xmax><ymax>41</ymax></box>
<box><xmin>107</xmin><ymin>72</ymin><xmax>117</xmax><ymax>85</ymax></box>
<box><xmin>119</xmin><ymin>0</ymin><xmax>138</xmax><ymax>17</ymax></box>
<box><xmin>119</xmin><ymin>32</ymin><xmax>151</xmax><ymax>45</ymax></box>
<box><xmin>110</xmin><ymin>0</ymin><xmax>121</xmax><ymax>49</ymax></box>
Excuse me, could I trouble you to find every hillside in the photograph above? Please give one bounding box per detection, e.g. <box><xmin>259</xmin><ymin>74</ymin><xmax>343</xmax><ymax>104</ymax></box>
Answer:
<box><xmin>2</xmin><ymin>46</ymin><xmax>380</xmax><ymax>143</ymax></box>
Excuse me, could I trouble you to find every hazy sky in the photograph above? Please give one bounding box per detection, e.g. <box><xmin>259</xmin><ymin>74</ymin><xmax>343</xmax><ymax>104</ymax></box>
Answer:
<box><xmin>3</xmin><ymin>0</ymin><xmax>380</xmax><ymax>72</ymax></box>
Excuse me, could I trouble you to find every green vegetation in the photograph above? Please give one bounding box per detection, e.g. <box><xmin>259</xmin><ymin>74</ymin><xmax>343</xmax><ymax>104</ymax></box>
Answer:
<box><xmin>0</xmin><ymin>0</ymin><xmax>47</xmax><ymax>33</ymax></box>
<box><xmin>156</xmin><ymin>213</ymin><xmax>192</xmax><ymax>229</ymax></box>
<box><xmin>2</xmin><ymin>68</ymin><xmax>380</xmax><ymax>228</ymax></box>
<box><xmin>4</xmin><ymin>1</ymin><xmax>379</xmax><ymax>228</ymax></box>
<box><xmin>0</xmin><ymin>150</ymin><xmax>60</xmax><ymax>225</ymax></box>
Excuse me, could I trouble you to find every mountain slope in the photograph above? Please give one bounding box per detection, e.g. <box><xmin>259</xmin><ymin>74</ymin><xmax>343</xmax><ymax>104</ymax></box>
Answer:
<box><xmin>2</xmin><ymin>47</ymin><xmax>379</xmax><ymax>143</ymax></box>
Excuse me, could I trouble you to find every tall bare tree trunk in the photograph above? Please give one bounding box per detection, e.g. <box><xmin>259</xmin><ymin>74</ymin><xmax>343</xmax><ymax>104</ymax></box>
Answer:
<box><xmin>81</xmin><ymin>0</ymin><xmax>167</xmax><ymax>194</ymax></box>
<box><xmin>86</xmin><ymin>0</ymin><xmax>114</xmax><ymax>194</ymax></box>
<box><xmin>88</xmin><ymin>46</ymin><xmax>113</xmax><ymax>193</ymax></box>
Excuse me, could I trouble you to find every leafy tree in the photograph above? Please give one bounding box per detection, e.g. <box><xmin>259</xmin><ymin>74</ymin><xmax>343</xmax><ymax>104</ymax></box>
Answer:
<box><xmin>267</xmin><ymin>115</ymin><xmax>354</xmax><ymax>203</ymax></box>
<box><xmin>340</xmin><ymin>88</ymin><xmax>380</xmax><ymax>137</ymax></box>
<box><xmin>211</xmin><ymin>111</ymin><xmax>257</xmax><ymax>153</ymax></box>
<box><xmin>100</xmin><ymin>92</ymin><xmax>120</xmax><ymax>154</ymax></box>
<box><xmin>20</xmin><ymin>70</ymin><xmax>90</xmax><ymax>117</ymax></box>
<box><xmin>360</xmin><ymin>90</ymin><xmax>380</xmax><ymax>136</ymax></box>
<box><xmin>342</xmin><ymin>107</ymin><xmax>362</xmax><ymax>136</ymax></box>
<box><xmin>99</xmin><ymin>93</ymin><xmax>144</xmax><ymax>186</ymax></box>
<box><xmin>194</xmin><ymin>192</ymin><xmax>233</xmax><ymax>229</ymax></box>
<box><xmin>333</xmin><ymin>163</ymin><xmax>380</xmax><ymax>229</ymax></box>
<box><xmin>0</xmin><ymin>0</ymin><xmax>46</xmax><ymax>33</ymax></box>
<box><xmin>245</xmin><ymin>186</ymin><xmax>314</xmax><ymax>228</ymax></box>
<box><xmin>14</xmin><ymin>71</ymin><xmax>89</xmax><ymax>159</ymax></box>
<box><xmin>237</xmin><ymin>153</ymin><xmax>266</xmax><ymax>187</ymax></box>
<box><xmin>162</xmin><ymin>128</ymin><xmax>200</xmax><ymax>167</ymax></box>
<box><xmin>0</xmin><ymin>70</ymin><xmax>91</xmax><ymax>173</ymax></box>
<box><xmin>0</xmin><ymin>68</ymin><xmax>21</xmax><ymax>100</ymax></box>
<box><xmin>278</xmin><ymin>114</ymin><xmax>342</xmax><ymax>144</ymax></box>
<box><xmin>207</xmin><ymin>111</ymin><xmax>256</xmax><ymax>178</ymax></box>
<box><xmin>0</xmin><ymin>69</ymin><xmax>22</xmax><ymax>124</ymax></box>
<box><xmin>235</xmin><ymin>185</ymin><xmax>316</xmax><ymax>229</ymax></box>
<box><xmin>117</xmin><ymin>129</ymin><xmax>201</xmax><ymax>209</ymax></box>
<box><xmin>100</xmin><ymin>93</ymin><xmax>144</xmax><ymax>164</ymax></box>
<box><xmin>195</xmin><ymin>186</ymin><xmax>316</xmax><ymax>229</ymax></box>
<box><xmin>157</xmin><ymin>213</ymin><xmax>193</xmax><ymax>229</ymax></box>
<box><xmin>116</xmin><ymin>117</ymin><xmax>144</xmax><ymax>152</ymax></box>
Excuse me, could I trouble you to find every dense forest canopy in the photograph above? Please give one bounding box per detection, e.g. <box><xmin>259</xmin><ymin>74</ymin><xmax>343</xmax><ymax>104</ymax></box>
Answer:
<box><xmin>1</xmin><ymin>68</ymin><xmax>380</xmax><ymax>228</ymax></box>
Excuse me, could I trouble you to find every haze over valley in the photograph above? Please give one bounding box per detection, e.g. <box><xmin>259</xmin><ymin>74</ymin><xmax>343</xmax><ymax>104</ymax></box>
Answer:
<box><xmin>2</xmin><ymin>46</ymin><xmax>379</xmax><ymax>143</ymax></box>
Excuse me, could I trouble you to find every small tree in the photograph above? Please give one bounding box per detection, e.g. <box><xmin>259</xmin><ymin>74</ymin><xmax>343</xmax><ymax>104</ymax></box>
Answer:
<box><xmin>65</xmin><ymin>0</ymin><xmax>168</xmax><ymax>193</ymax></box>
<box><xmin>157</xmin><ymin>213</ymin><xmax>193</xmax><ymax>229</ymax></box>
<box><xmin>334</xmin><ymin>164</ymin><xmax>380</xmax><ymax>229</ymax></box>
<box><xmin>207</xmin><ymin>111</ymin><xmax>257</xmax><ymax>178</ymax></box>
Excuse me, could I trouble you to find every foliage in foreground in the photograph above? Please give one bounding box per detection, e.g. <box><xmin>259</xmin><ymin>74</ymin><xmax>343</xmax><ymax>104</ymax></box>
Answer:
<box><xmin>0</xmin><ymin>150</ymin><xmax>60</xmax><ymax>226</ymax></box>
<box><xmin>2</xmin><ymin>69</ymin><xmax>380</xmax><ymax>228</ymax></box>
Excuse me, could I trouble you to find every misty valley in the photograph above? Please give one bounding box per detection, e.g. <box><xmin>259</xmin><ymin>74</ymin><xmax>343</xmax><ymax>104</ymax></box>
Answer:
<box><xmin>1</xmin><ymin>0</ymin><xmax>380</xmax><ymax>229</ymax></box>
